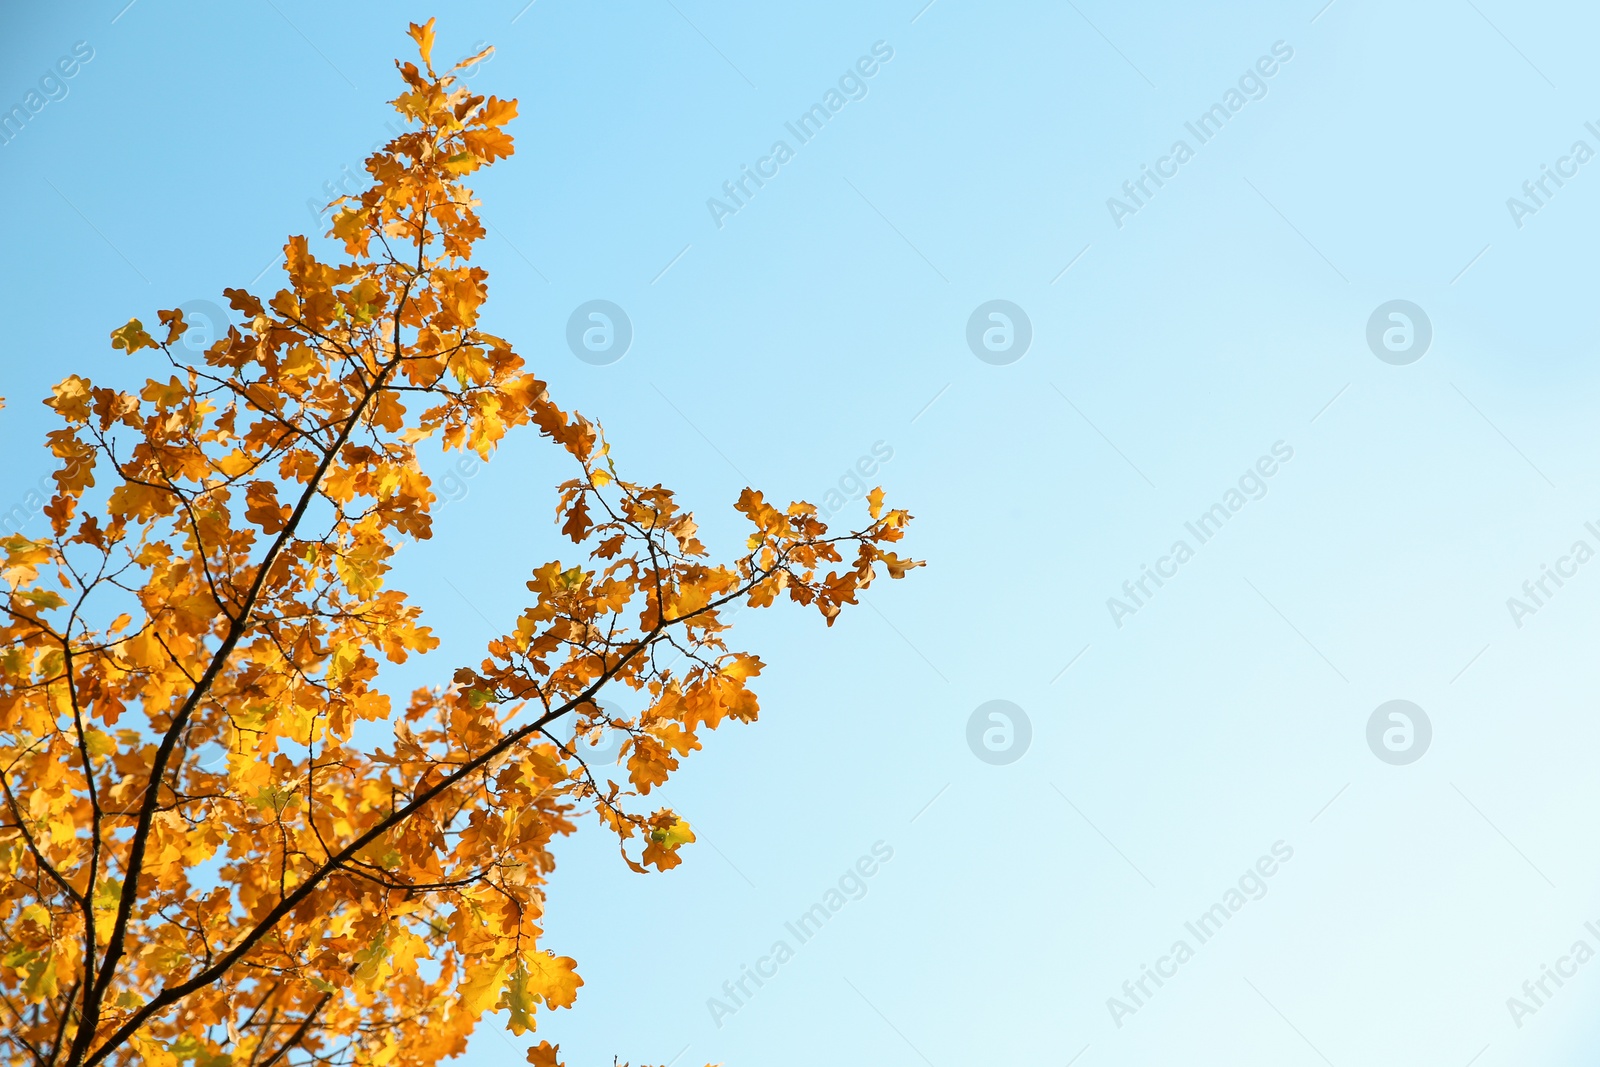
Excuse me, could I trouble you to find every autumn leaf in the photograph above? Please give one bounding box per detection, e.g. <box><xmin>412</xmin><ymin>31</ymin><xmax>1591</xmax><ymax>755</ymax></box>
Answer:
<box><xmin>110</xmin><ymin>317</ymin><xmax>157</xmax><ymax>353</ymax></box>
<box><xmin>458</xmin><ymin>959</ymin><xmax>510</xmax><ymax>1019</ymax></box>
<box><xmin>502</xmin><ymin>963</ymin><xmax>537</xmax><ymax>1036</ymax></box>
<box><xmin>524</xmin><ymin>951</ymin><xmax>583</xmax><ymax>1010</ymax></box>
<box><xmin>408</xmin><ymin>17</ymin><xmax>436</xmax><ymax>67</ymax></box>
<box><xmin>526</xmin><ymin>1042</ymin><xmax>562</xmax><ymax>1067</ymax></box>
<box><xmin>479</xmin><ymin>96</ymin><xmax>518</xmax><ymax>126</ymax></box>
<box><xmin>452</xmin><ymin>45</ymin><xmax>494</xmax><ymax>72</ymax></box>
<box><xmin>242</xmin><ymin>480</ymin><xmax>289</xmax><ymax>533</ymax></box>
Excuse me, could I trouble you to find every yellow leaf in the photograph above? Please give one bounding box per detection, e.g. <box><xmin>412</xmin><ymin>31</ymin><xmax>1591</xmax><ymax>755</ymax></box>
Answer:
<box><xmin>131</xmin><ymin>1037</ymin><xmax>177</xmax><ymax>1067</ymax></box>
<box><xmin>110</xmin><ymin>318</ymin><xmax>157</xmax><ymax>353</ymax></box>
<box><xmin>282</xmin><ymin>344</ymin><xmax>319</xmax><ymax>378</ymax></box>
<box><xmin>215</xmin><ymin>450</ymin><xmax>254</xmax><ymax>477</ymax></box>
<box><xmin>408</xmin><ymin>18</ymin><xmax>436</xmax><ymax>66</ymax></box>
<box><xmin>47</xmin><ymin>812</ymin><xmax>75</xmax><ymax>847</ymax></box>
<box><xmin>458</xmin><ymin>958</ymin><xmax>509</xmax><ymax>1018</ymax></box>
<box><xmin>650</xmin><ymin>815</ymin><xmax>694</xmax><ymax>850</ymax></box>
<box><xmin>48</xmin><ymin>375</ymin><xmax>93</xmax><ymax>422</ymax></box>
<box><xmin>523</xmin><ymin>951</ymin><xmax>582</xmax><ymax>1010</ymax></box>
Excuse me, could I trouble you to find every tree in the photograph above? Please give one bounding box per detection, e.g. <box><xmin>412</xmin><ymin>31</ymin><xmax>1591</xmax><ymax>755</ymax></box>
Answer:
<box><xmin>0</xmin><ymin>21</ymin><xmax>918</xmax><ymax>1067</ymax></box>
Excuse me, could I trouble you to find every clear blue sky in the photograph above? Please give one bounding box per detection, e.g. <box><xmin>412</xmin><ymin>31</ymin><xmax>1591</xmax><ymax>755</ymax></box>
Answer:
<box><xmin>5</xmin><ymin>0</ymin><xmax>1600</xmax><ymax>1063</ymax></box>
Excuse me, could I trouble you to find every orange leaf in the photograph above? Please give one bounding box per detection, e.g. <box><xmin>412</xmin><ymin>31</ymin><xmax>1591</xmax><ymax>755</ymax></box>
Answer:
<box><xmin>408</xmin><ymin>18</ymin><xmax>436</xmax><ymax>66</ymax></box>
<box><xmin>526</xmin><ymin>1042</ymin><xmax>562</xmax><ymax>1067</ymax></box>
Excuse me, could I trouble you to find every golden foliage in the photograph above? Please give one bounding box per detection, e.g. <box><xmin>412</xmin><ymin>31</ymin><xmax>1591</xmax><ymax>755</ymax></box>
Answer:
<box><xmin>0</xmin><ymin>21</ymin><xmax>917</xmax><ymax>1067</ymax></box>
